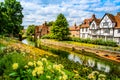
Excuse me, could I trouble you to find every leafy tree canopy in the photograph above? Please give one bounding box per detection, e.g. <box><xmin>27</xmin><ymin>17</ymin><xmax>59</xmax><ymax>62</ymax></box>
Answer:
<box><xmin>0</xmin><ymin>0</ymin><xmax>23</xmax><ymax>37</ymax></box>
<box><xmin>51</xmin><ymin>13</ymin><xmax>70</xmax><ymax>40</ymax></box>
<box><xmin>26</xmin><ymin>25</ymin><xmax>36</xmax><ymax>36</ymax></box>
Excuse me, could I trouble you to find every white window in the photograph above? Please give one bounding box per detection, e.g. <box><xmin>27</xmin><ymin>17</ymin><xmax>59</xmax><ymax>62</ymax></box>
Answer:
<box><xmin>86</xmin><ymin>28</ymin><xmax>88</xmax><ymax>32</ymax></box>
<box><xmin>92</xmin><ymin>24</ymin><xmax>95</xmax><ymax>29</ymax></box>
<box><xmin>103</xmin><ymin>22</ymin><xmax>108</xmax><ymax>26</ymax></box>
<box><xmin>82</xmin><ymin>28</ymin><xmax>84</xmax><ymax>32</ymax></box>
<box><xmin>104</xmin><ymin>29</ymin><xmax>110</xmax><ymax>33</ymax></box>
<box><xmin>118</xmin><ymin>29</ymin><xmax>120</xmax><ymax>33</ymax></box>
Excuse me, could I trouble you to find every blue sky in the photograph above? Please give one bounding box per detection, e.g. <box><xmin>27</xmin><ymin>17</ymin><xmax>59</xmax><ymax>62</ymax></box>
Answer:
<box><xmin>0</xmin><ymin>0</ymin><xmax>120</xmax><ymax>28</ymax></box>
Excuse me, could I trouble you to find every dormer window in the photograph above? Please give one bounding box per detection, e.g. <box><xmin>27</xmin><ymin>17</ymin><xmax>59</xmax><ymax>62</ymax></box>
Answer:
<box><xmin>103</xmin><ymin>22</ymin><xmax>108</xmax><ymax>26</ymax></box>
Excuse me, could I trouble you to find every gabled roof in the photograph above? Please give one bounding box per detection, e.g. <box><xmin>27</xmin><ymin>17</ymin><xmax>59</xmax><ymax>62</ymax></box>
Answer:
<box><xmin>80</xmin><ymin>14</ymin><xmax>96</xmax><ymax>28</ymax></box>
<box><xmin>100</xmin><ymin>13</ymin><xmax>116</xmax><ymax>23</ymax></box>
<box><xmin>69</xmin><ymin>23</ymin><xmax>80</xmax><ymax>31</ymax></box>
<box><xmin>35</xmin><ymin>22</ymin><xmax>49</xmax><ymax>32</ymax></box>
<box><xmin>114</xmin><ymin>13</ymin><xmax>120</xmax><ymax>28</ymax></box>
<box><xmin>92</xmin><ymin>18</ymin><xmax>101</xmax><ymax>26</ymax></box>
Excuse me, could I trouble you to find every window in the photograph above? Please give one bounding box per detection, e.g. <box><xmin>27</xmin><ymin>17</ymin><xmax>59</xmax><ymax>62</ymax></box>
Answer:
<box><xmin>104</xmin><ymin>29</ymin><xmax>110</xmax><ymax>33</ymax></box>
<box><xmin>86</xmin><ymin>28</ymin><xmax>88</xmax><ymax>32</ymax></box>
<box><xmin>103</xmin><ymin>22</ymin><xmax>108</xmax><ymax>26</ymax></box>
<box><xmin>82</xmin><ymin>34</ymin><xmax>85</xmax><ymax>38</ymax></box>
<box><xmin>92</xmin><ymin>24</ymin><xmax>95</xmax><ymax>29</ymax></box>
<box><xmin>118</xmin><ymin>29</ymin><xmax>120</xmax><ymax>33</ymax></box>
<box><xmin>82</xmin><ymin>28</ymin><xmax>84</xmax><ymax>32</ymax></box>
<box><xmin>39</xmin><ymin>29</ymin><xmax>42</xmax><ymax>32</ymax></box>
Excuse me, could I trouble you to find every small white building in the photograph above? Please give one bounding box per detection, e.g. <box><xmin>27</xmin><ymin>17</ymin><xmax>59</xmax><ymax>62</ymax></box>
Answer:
<box><xmin>80</xmin><ymin>14</ymin><xmax>96</xmax><ymax>38</ymax></box>
<box><xmin>89</xmin><ymin>18</ymin><xmax>101</xmax><ymax>39</ymax></box>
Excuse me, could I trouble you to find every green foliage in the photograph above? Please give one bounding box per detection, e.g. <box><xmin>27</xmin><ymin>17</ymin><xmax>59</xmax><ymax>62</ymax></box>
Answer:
<box><xmin>70</xmin><ymin>37</ymin><xmax>118</xmax><ymax>47</ymax></box>
<box><xmin>46</xmin><ymin>21</ymin><xmax>54</xmax><ymax>26</ymax></box>
<box><xmin>0</xmin><ymin>0</ymin><xmax>23</xmax><ymax>36</ymax></box>
<box><xmin>0</xmin><ymin>52</ymin><xmax>27</xmax><ymax>77</ymax></box>
<box><xmin>41</xmin><ymin>34</ymin><xmax>56</xmax><ymax>39</ymax></box>
<box><xmin>9</xmin><ymin>58</ymin><xmax>74</xmax><ymax>80</ymax></box>
<box><xmin>26</xmin><ymin>25</ymin><xmax>35</xmax><ymax>36</ymax></box>
<box><xmin>51</xmin><ymin>13</ymin><xmax>70</xmax><ymax>40</ymax></box>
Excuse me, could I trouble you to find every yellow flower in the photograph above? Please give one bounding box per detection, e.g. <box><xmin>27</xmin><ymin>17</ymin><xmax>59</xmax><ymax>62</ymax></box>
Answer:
<box><xmin>41</xmin><ymin>58</ymin><xmax>47</xmax><ymax>62</ymax></box>
<box><xmin>62</xmin><ymin>74</ymin><xmax>68</xmax><ymax>80</ymax></box>
<box><xmin>46</xmin><ymin>75</ymin><xmax>51</xmax><ymax>79</ymax></box>
<box><xmin>73</xmin><ymin>70</ymin><xmax>78</xmax><ymax>74</ymax></box>
<box><xmin>88</xmin><ymin>73</ymin><xmax>95</xmax><ymax>79</ymax></box>
<box><xmin>37</xmin><ymin>61</ymin><xmax>43</xmax><ymax>66</ymax></box>
<box><xmin>28</xmin><ymin>62</ymin><xmax>33</xmax><ymax>66</ymax></box>
<box><xmin>53</xmin><ymin>64</ymin><xmax>62</xmax><ymax>71</ymax></box>
<box><xmin>32</xmin><ymin>70</ymin><xmax>36</xmax><ymax>76</ymax></box>
<box><xmin>74</xmin><ymin>74</ymin><xmax>79</xmax><ymax>78</ymax></box>
<box><xmin>24</xmin><ymin>65</ymin><xmax>28</xmax><ymax>69</ymax></box>
<box><xmin>12</xmin><ymin>63</ymin><xmax>18</xmax><ymax>70</ymax></box>
<box><xmin>33</xmin><ymin>61</ymin><xmax>36</xmax><ymax>67</ymax></box>
<box><xmin>35</xmin><ymin>66</ymin><xmax>44</xmax><ymax>75</ymax></box>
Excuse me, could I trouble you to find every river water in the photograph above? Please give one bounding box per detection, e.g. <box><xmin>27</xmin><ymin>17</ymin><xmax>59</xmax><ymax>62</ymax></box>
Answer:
<box><xmin>22</xmin><ymin>39</ymin><xmax>120</xmax><ymax>74</ymax></box>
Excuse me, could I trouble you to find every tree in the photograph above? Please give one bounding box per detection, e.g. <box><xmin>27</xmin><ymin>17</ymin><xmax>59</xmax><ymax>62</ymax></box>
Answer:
<box><xmin>46</xmin><ymin>21</ymin><xmax>54</xmax><ymax>26</ymax></box>
<box><xmin>0</xmin><ymin>0</ymin><xmax>23</xmax><ymax>36</ymax></box>
<box><xmin>51</xmin><ymin>13</ymin><xmax>70</xmax><ymax>40</ymax></box>
<box><xmin>26</xmin><ymin>25</ymin><xmax>35</xmax><ymax>36</ymax></box>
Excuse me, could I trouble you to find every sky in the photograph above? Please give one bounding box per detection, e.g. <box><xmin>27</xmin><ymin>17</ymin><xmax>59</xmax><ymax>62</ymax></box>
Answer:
<box><xmin>0</xmin><ymin>0</ymin><xmax>120</xmax><ymax>29</ymax></box>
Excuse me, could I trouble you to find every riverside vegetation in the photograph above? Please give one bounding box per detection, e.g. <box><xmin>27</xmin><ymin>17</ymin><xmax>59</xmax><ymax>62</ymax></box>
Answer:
<box><xmin>0</xmin><ymin>36</ymin><xmax>115</xmax><ymax>80</ymax></box>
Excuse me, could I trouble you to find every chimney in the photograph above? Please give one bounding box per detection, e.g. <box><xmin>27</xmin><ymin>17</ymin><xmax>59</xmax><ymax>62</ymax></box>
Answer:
<box><xmin>92</xmin><ymin>14</ymin><xmax>96</xmax><ymax>19</ymax></box>
<box><xmin>74</xmin><ymin>23</ymin><xmax>77</xmax><ymax>29</ymax></box>
<box><xmin>117</xmin><ymin>12</ymin><xmax>120</xmax><ymax>16</ymax></box>
<box><xmin>43</xmin><ymin>21</ymin><xmax>47</xmax><ymax>26</ymax></box>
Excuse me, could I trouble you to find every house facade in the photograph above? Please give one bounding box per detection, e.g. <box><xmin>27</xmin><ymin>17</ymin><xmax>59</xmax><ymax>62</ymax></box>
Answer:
<box><xmin>69</xmin><ymin>23</ymin><xmax>80</xmax><ymax>37</ymax></box>
<box><xmin>89</xmin><ymin>12</ymin><xmax>120</xmax><ymax>44</ymax></box>
<box><xmin>80</xmin><ymin>14</ymin><xmax>96</xmax><ymax>38</ymax></box>
<box><xmin>89</xmin><ymin>18</ymin><xmax>101</xmax><ymax>39</ymax></box>
<box><xmin>35</xmin><ymin>22</ymin><xmax>50</xmax><ymax>39</ymax></box>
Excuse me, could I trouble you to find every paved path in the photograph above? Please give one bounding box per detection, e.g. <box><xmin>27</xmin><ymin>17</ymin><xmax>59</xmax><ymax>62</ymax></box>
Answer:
<box><xmin>41</xmin><ymin>39</ymin><xmax>120</xmax><ymax>62</ymax></box>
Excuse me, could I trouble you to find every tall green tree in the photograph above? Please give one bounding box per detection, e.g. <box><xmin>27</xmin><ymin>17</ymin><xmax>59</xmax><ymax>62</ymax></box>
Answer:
<box><xmin>26</xmin><ymin>25</ymin><xmax>35</xmax><ymax>36</ymax></box>
<box><xmin>51</xmin><ymin>13</ymin><xmax>70</xmax><ymax>40</ymax></box>
<box><xmin>0</xmin><ymin>0</ymin><xmax>23</xmax><ymax>36</ymax></box>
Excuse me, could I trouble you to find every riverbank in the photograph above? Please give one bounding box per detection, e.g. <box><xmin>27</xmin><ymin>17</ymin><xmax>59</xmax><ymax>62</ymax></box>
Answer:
<box><xmin>0</xmin><ymin>37</ymin><xmax>108</xmax><ymax>79</ymax></box>
<box><xmin>41</xmin><ymin>39</ymin><xmax>120</xmax><ymax>63</ymax></box>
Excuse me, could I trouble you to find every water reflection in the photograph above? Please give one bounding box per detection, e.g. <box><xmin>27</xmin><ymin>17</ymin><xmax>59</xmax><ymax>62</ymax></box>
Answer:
<box><xmin>68</xmin><ymin>54</ymin><xmax>110</xmax><ymax>73</ymax></box>
<box><xmin>22</xmin><ymin>39</ymin><xmax>35</xmax><ymax>46</ymax></box>
<box><xmin>97</xmin><ymin>63</ymin><xmax>110</xmax><ymax>72</ymax></box>
<box><xmin>68</xmin><ymin>54</ymin><xmax>83</xmax><ymax>64</ymax></box>
<box><xmin>22</xmin><ymin>39</ymin><xmax>28</xmax><ymax>45</ymax></box>
<box><xmin>22</xmin><ymin>39</ymin><xmax>119</xmax><ymax>74</ymax></box>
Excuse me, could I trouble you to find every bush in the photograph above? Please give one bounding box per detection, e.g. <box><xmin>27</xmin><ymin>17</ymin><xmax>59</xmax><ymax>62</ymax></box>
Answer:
<box><xmin>41</xmin><ymin>34</ymin><xmax>56</xmax><ymax>39</ymax></box>
<box><xmin>69</xmin><ymin>37</ymin><xmax>118</xmax><ymax>47</ymax></box>
<box><xmin>0</xmin><ymin>52</ymin><xmax>28</xmax><ymax>77</ymax></box>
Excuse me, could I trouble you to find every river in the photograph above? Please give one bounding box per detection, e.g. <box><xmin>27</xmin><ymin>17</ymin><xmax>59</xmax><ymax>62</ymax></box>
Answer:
<box><xmin>22</xmin><ymin>39</ymin><xmax>120</xmax><ymax>74</ymax></box>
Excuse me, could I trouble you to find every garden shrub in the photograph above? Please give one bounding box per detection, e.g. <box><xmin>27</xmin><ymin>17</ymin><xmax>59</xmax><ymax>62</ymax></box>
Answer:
<box><xmin>41</xmin><ymin>34</ymin><xmax>56</xmax><ymax>39</ymax></box>
<box><xmin>69</xmin><ymin>37</ymin><xmax>118</xmax><ymax>47</ymax></box>
<box><xmin>0</xmin><ymin>52</ymin><xmax>28</xmax><ymax>77</ymax></box>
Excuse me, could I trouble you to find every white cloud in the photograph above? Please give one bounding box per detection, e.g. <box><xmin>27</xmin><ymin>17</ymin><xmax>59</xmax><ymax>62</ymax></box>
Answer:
<box><xmin>93</xmin><ymin>6</ymin><xmax>120</xmax><ymax>12</ymax></box>
<box><xmin>20</xmin><ymin>0</ymin><xmax>120</xmax><ymax>27</ymax></box>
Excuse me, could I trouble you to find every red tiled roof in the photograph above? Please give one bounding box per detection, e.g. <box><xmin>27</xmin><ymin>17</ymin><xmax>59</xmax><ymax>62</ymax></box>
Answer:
<box><xmin>94</xmin><ymin>18</ymin><xmax>101</xmax><ymax>25</ymax></box>
<box><xmin>80</xmin><ymin>14</ymin><xmax>96</xmax><ymax>28</ymax></box>
<box><xmin>106</xmin><ymin>13</ymin><xmax>116</xmax><ymax>23</ymax></box>
<box><xmin>115</xmin><ymin>13</ymin><xmax>120</xmax><ymax>28</ymax></box>
<box><xmin>69</xmin><ymin>24</ymin><xmax>80</xmax><ymax>31</ymax></box>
